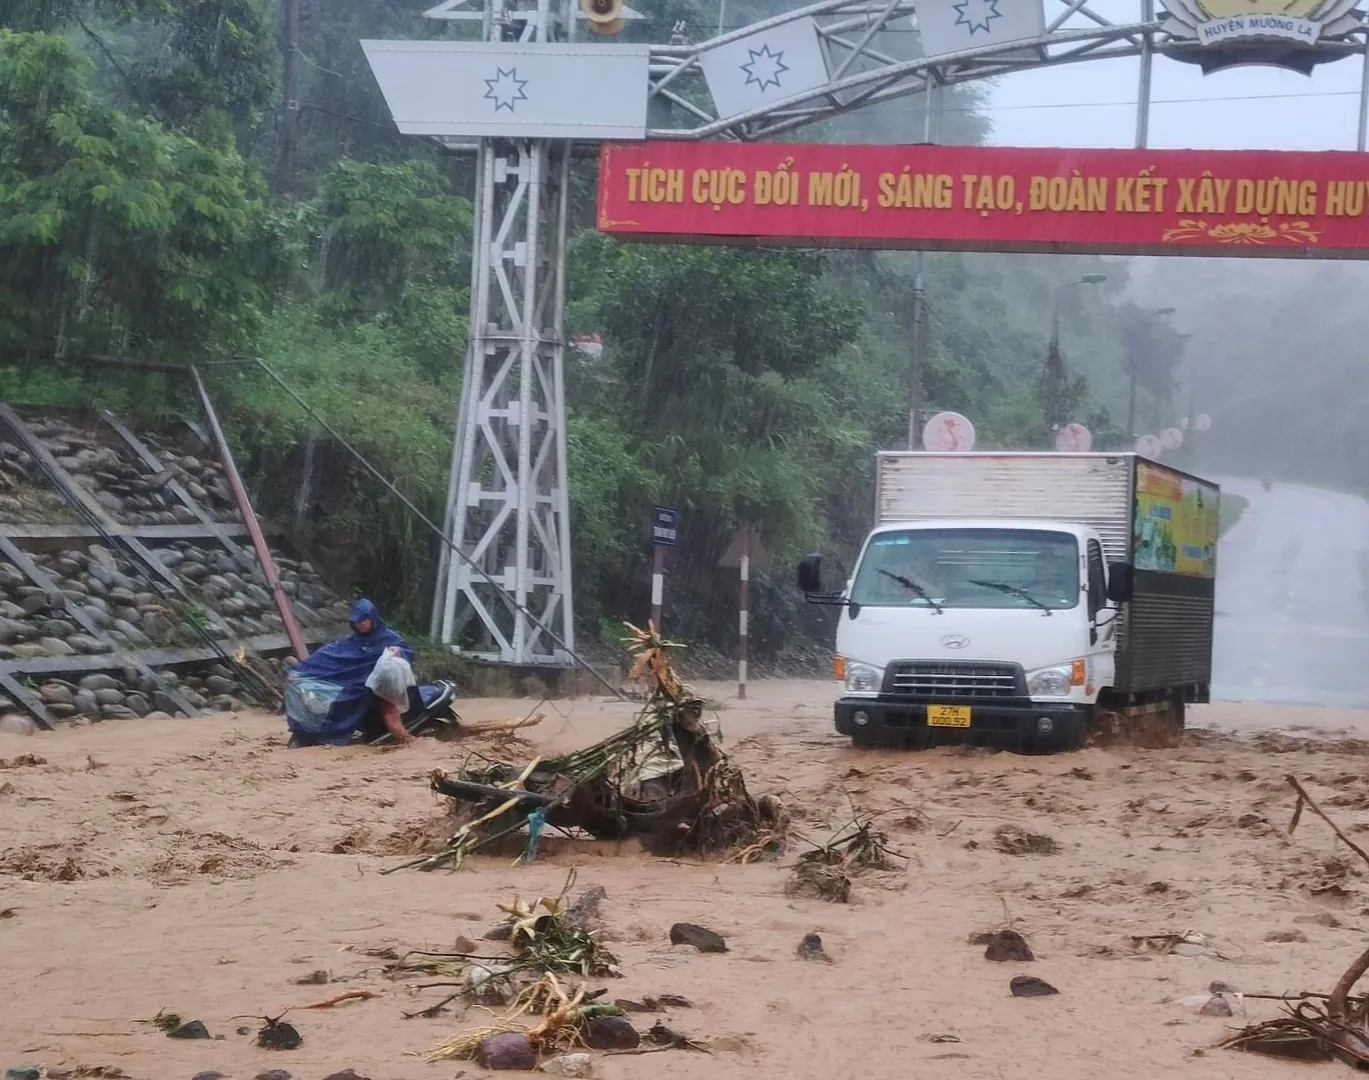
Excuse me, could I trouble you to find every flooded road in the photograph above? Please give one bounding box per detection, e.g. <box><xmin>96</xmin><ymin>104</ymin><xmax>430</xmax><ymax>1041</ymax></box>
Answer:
<box><xmin>1211</xmin><ymin>475</ymin><xmax>1369</xmax><ymax>709</ymax></box>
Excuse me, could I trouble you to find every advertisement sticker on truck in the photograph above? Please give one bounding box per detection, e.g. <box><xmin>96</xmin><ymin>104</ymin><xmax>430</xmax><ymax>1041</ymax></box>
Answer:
<box><xmin>1133</xmin><ymin>464</ymin><xmax>1219</xmax><ymax>577</ymax></box>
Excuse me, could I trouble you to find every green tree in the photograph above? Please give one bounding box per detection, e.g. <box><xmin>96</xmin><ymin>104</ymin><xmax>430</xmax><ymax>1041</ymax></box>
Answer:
<box><xmin>0</xmin><ymin>29</ymin><xmax>281</xmax><ymax>360</ymax></box>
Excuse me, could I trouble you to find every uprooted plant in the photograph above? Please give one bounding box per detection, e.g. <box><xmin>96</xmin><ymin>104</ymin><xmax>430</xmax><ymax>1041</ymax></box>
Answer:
<box><xmin>389</xmin><ymin>871</ymin><xmax>618</xmax><ymax>1020</ymax></box>
<box><xmin>427</xmin><ymin>971</ymin><xmax>624</xmax><ymax>1062</ymax></box>
<box><xmin>785</xmin><ymin>798</ymin><xmax>909</xmax><ymax>902</ymax></box>
<box><xmin>390</xmin><ymin>623</ymin><xmax>786</xmax><ymax>872</ymax></box>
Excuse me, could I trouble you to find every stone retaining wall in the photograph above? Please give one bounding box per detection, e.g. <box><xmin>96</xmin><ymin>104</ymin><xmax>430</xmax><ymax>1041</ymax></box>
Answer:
<box><xmin>0</xmin><ymin>407</ymin><xmax>350</xmax><ymax>730</ymax></box>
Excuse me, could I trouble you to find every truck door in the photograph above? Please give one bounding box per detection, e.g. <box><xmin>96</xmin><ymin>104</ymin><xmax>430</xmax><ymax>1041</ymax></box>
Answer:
<box><xmin>1086</xmin><ymin>538</ymin><xmax>1116</xmax><ymax>694</ymax></box>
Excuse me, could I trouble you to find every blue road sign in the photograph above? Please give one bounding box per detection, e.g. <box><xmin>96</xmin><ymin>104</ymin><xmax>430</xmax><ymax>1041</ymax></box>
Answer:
<box><xmin>651</xmin><ymin>506</ymin><xmax>679</xmax><ymax>547</ymax></box>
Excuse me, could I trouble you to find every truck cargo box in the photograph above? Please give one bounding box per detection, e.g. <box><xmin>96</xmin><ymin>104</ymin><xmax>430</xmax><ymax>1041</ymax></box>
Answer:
<box><xmin>873</xmin><ymin>452</ymin><xmax>1219</xmax><ymax>697</ymax></box>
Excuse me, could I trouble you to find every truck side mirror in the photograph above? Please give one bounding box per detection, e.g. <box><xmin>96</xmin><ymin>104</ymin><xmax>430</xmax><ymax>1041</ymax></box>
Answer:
<box><xmin>1106</xmin><ymin>561</ymin><xmax>1134</xmax><ymax>604</ymax></box>
<box><xmin>797</xmin><ymin>553</ymin><xmax>824</xmax><ymax>595</ymax></box>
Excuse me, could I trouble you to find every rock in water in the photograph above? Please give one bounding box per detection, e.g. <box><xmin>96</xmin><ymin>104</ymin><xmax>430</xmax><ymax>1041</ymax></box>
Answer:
<box><xmin>475</xmin><ymin>1032</ymin><xmax>537</xmax><ymax>1070</ymax></box>
<box><xmin>984</xmin><ymin>930</ymin><xmax>1034</xmax><ymax>962</ymax></box>
<box><xmin>168</xmin><ymin>1019</ymin><xmax>211</xmax><ymax>1039</ymax></box>
<box><xmin>669</xmin><ymin>922</ymin><xmax>728</xmax><ymax>953</ymax></box>
<box><xmin>1009</xmin><ymin>976</ymin><xmax>1059</xmax><ymax>998</ymax></box>
<box><xmin>153</xmin><ymin>690</ymin><xmax>184</xmax><ymax>715</ymax></box>
<box><xmin>581</xmin><ymin>1014</ymin><xmax>641</xmax><ymax>1050</ymax></box>
<box><xmin>321</xmin><ymin>1072</ymin><xmax>372</xmax><ymax>1080</ymax></box>
<box><xmin>540</xmin><ymin>1053</ymin><xmax>594</xmax><ymax>1077</ymax></box>
<box><xmin>0</xmin><ymin>715</ymin><xmax>36</xmax><ymax>736</ymax></box>
<box><xmin>255</xmin><ymin>1018</ymin><xmax>302</xmax><ymax>1050</ymax></box>
<box><xmin>1199</xmin><ymin>994</ymin><xmax>1234</xmax><ymax>1017</ymax></box>
<box><xmin>797</xmin><ymin>933</ymin><xmax>830</xmax><ymax>961</ymax></box>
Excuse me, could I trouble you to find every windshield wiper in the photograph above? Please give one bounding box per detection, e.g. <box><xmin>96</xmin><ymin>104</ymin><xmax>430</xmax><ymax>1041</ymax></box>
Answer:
<box><xmin>877</xmin><ymin>568</ymin><xmax>944</xmax><ymax>614</ymax></box>
<box><xmin>967</xmin><ymin>579</ymin><xmax>1053</xmax><ymax>616</ymax></box>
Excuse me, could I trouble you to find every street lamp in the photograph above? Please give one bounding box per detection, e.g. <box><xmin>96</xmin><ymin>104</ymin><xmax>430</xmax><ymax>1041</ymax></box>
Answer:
<box><xmin>1043</xmin><ymin>273</ymin><xmax>1107</xmax><ymax>437</ymax></box>
<box><xmin>1126</xmin><ymin>307</ymin><xmax>1176</xmax><ymax>440</ymax></box>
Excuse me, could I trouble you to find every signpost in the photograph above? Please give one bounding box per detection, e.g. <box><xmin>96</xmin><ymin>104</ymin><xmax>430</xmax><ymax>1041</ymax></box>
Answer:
<box><xmin>650</xmin><ymin>506</ymin><xmax>678</xmax><ymax>631</ymax></box>
<box><xmin>720</xmin><ymin>522</ymin><xmax>769</xmax><ymax>701</ymax></box>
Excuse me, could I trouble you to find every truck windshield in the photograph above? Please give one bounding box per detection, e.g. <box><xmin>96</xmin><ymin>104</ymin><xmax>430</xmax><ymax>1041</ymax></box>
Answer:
<box><xmin>850</xmin><ymin>528</ymin><xmax>1080</xmax><ymax>611</ymax></box>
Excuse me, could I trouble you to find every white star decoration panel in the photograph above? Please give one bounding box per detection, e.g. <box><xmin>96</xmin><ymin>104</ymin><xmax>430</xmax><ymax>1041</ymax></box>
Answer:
<box><xmin>915</xmin><ymin>0</ymin><xmax>1046</xmax><ymax>60</ymax></box>
<box><xmin>361</xmin><ymin>40</ymin><xmax>650</xmax><ymax>139</ymax></box>
<box><xmin>698</xmin><ymin>17</ymin><xmax>831</xmax><ymax>122</ymax></box>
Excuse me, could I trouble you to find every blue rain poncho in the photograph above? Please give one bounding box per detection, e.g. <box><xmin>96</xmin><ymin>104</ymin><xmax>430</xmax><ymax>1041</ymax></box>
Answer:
<box><xmin>283</xmin><ymin>598</ymin><xmax>416</xmax><ymax>745</ymax></box>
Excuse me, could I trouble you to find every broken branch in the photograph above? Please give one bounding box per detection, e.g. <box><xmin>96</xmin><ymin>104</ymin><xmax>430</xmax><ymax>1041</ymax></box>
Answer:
<box><xmin>1286</xmin><ymin>775</ymin><xmax>1369</xmax><ymax>871</ymax></box>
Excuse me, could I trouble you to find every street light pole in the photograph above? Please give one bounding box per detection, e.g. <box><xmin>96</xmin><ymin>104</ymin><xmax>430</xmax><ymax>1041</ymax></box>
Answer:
<box><xmin>906</xmin><ymin>83</ymin><xmax>941</xmax><ymax>450</ymax></box>
<box><xmin>1126</xmin><ymin>306</ymin><xmax>1175</xmax><ymax>441</ymax></box>
<box><xmin>1044</xmin><ymin>274</ymin><xmax>1106</xmax><ymax>441</ymax></box>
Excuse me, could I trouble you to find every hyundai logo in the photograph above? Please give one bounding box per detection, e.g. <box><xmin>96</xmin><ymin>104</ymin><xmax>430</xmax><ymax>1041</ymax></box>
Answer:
<box><xmin>940</xmin><ymin>634</ymin><xmax>970</xmax><ymax>650</ymax></box>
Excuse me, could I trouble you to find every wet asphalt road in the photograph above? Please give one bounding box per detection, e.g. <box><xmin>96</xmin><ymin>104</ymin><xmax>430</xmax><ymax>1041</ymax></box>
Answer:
<box><xmin>1211</xmin><ymin>476</ymin><xmax>1369</xmax><ymax>709</ymax></box>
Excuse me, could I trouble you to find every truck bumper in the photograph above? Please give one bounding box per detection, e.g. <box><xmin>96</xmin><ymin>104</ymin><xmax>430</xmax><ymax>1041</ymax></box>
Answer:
<box><xmin>834</xmin><ymin>697</ymin><xmax>1090</xmax><ymax>752</ymax></box>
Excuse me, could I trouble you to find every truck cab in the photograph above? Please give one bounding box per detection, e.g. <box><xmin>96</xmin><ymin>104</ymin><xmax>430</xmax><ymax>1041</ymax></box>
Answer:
<box><xmin>798</xmin><ymin>450</ymin><xmax>1217</xmax><ymax>753</ymax></box>
<box><xmin>802</xmin><ymin>518</ymin><xmax>1119</xmax><ymax>751</ymax></box>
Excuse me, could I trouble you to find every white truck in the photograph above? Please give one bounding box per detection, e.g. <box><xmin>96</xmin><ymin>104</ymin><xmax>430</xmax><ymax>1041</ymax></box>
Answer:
<box><xmin>797</xmin><ymin>452</ymin><xmax>1219</xmax><ymax>752</ymax></box>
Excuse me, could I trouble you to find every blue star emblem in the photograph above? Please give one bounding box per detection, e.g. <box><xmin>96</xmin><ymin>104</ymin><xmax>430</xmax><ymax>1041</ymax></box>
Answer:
<box><xmin>952</xmin><ymin>0</ymin><xmax>1003</xmax><ymax>35</ymax></box>
<box><xmin>483</xmin><ymin>66</ymin><xmax>529</xmax><ymax>112</ymax></box>
<box><xmin>739</xmin><ymin>43</ymin><xmax>789</xmax><ymax>93</ymax></box>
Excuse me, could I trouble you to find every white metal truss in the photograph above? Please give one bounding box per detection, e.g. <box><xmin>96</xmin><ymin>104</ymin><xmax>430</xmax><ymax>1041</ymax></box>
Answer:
<box><xmin>432</xmin><ymin>0</ymin><xmax>577</xmax><ymax>664</ymax></box>
<box><xmin>426</xmin><ymin>0</ymin><xmax>1369</xmax><ymax>665</ymax></box>
<box><xmin>644</xmin><ymin>0</ymin><xmax>1369</xmax><ymax>146</ymax></box>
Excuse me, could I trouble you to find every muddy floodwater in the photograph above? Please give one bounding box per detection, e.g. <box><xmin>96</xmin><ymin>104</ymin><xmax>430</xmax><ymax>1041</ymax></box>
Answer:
<box><xmin>4</xmin><ymin>682</ymin><xmax>1369</xmax><ymax>1079</ymax></box>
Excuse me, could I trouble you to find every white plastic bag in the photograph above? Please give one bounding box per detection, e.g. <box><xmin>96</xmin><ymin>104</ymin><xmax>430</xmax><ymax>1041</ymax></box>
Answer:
<box><xmin>366</xmin><ymin>647</ymin><xmax>416</xmax><ymax>707</ymax></box>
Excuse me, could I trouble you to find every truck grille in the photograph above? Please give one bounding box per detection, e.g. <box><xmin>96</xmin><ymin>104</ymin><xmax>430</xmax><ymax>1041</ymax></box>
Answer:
<box><xmin>885</xmin><ymin>661</ymin><xmax>1022</xmax><ymax>699</ymax></box>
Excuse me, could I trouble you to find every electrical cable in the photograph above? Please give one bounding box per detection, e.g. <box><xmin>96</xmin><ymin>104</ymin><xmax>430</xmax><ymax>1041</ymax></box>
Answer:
<box><xmin>243</xmin><ymin>359</ymin><xmax>630</xmax><ymax>703</ymax></box>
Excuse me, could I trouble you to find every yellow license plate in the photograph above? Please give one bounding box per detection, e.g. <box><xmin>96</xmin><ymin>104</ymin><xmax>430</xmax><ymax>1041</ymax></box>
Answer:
<box><xmin>927</xmin><ymin>705</ymin><xmax>972</xmax><ymax>728</ymax></box>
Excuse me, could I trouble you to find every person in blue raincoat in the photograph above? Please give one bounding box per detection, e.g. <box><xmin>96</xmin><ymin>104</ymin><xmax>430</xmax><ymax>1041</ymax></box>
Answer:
<box><xmin>284</xmin><ymin>598</ymin><xmax>421</xmax><ymax>747</ymax></box>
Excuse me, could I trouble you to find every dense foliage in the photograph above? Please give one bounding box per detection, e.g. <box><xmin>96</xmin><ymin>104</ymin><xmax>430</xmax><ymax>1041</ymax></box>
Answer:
<box><xmin>0</xmin><ymin>1</ymin><xmax>1189</xmax><ymax>659</ymax></box>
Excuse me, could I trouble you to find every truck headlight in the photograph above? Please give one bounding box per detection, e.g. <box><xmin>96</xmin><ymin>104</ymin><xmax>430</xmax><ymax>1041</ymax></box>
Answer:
<box><xmin>1026</xmin><ymin>665</ymin><xmax>1073</xmax><ymax>698</ymax></box>
<box><xmin>845</xmin><ymin>663</ymin><xmax>884</xmax><ymax>696</ymax></box>
<box><xmin>1029</xmin><ymin>665</ymin><xmax>1073</xmax><ymax>698</ymax></box>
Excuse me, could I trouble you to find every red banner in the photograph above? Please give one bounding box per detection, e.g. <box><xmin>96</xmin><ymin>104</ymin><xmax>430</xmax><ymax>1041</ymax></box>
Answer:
<box><xmin>597</xmin><ymin>142</ymin><xmax>1369</xmax><ymax>257</ymax></box>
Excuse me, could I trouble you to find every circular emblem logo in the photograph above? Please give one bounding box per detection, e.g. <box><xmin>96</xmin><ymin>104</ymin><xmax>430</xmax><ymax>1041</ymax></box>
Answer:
<box><xmin>940</xmin><ymin>634</ymin><xmax>970</xmax><ymax>650</ymax></box>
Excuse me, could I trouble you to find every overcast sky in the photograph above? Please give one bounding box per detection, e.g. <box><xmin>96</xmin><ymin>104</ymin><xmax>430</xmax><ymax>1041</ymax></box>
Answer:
<box><xmin>977</xmin><ymin>0</ymin><xmax>1366</xmax><ymax>150</ymax></box>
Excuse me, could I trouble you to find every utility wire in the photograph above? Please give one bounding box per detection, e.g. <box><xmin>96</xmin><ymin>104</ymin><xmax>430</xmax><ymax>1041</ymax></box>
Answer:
<box><xmin>243</xmin><ymin>359</ymin><xmax>629</xmax><ymax>703</ymax></box>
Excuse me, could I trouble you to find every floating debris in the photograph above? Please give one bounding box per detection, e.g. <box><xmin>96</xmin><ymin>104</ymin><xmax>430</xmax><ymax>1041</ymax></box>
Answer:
<box><xmin>399</xmin><ymin>625</ymin><xmax>784</xmax><ymax>873</ymax></box>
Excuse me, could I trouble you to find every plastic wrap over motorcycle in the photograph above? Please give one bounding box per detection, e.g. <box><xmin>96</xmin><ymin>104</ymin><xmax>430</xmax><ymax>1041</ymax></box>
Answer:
<box><xmin>283</xmin><ymin>677</ymin><xmax>345</xmax><ymax>736</ymax></box>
